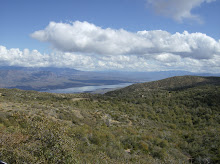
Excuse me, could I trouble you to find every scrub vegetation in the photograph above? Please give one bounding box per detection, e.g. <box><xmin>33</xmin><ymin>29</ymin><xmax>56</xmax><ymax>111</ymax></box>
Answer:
<box><xmin>0</xmin><ymin>76</ymin><xmax>219</xmax><ymax>163</ymax></box>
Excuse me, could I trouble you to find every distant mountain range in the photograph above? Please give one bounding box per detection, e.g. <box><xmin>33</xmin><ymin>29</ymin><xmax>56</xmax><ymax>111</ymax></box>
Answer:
<box><xmin>0</xmin><ymin>66</ymin><xmax>219</xmax><ymax>91</ymax></box>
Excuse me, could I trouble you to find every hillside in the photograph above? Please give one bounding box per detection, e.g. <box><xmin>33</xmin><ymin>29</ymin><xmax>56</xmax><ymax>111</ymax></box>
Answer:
<box><xmin>106</xmin><ymin>76</ymin><xmax>220</xmax><ymax>97</ymax></box>
<box><xmin>0</xmin><ymin>76</ymin><xmax>220</xmax><ymax>163</ymax></box>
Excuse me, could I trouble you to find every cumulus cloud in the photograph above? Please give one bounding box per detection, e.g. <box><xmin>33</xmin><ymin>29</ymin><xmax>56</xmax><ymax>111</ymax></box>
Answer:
<box><xmin>1</xmin><ymin>21</ymin><xmax>220</xmax><ymax>73</ymax></box>
<box><xmin>0</xmin><ymin>45</ymin><xmax>94</xmax><ymax>70</ymax></box>
<box><xmin>146</xmin><ymin>0</ymin><xmax>216</xmax><ymax>22</ymax></box>
<box><xmin>1</xmin><ymin>45</ymin><xmax>220</xmax><ymax>73</ymax></box>
<box><xmin>0</xmin><ymin>46</ymin><xmax>49</xmax><ymax>67</ymax></box>
<box><xmin>31</xmin><ymin>21</ymin><xmax>153</xmax><ymax>56</ymax></box>
<box><xmin>154</xmin><ymin>53</ymin><xmax>181</xmax><ymax>63</ymax></box>
<box><xmin>31</xmin><ymin>21</ymin><xmax>220</xmax><ymax>60</ymax></box>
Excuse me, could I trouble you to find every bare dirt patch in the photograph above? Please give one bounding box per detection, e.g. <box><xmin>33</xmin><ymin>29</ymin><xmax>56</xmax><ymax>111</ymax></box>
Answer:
<box><xmin>71</xmin><ymin>98</ymin><xmax>88</xmax><ymax>102</ymax></box>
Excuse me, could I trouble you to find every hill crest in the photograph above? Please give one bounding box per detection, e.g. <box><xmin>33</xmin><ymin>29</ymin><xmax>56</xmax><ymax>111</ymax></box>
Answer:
<box><xmin>106</xmin><ymin>75</ymin><xmax>220</xmax><ymax>96</ymax></box>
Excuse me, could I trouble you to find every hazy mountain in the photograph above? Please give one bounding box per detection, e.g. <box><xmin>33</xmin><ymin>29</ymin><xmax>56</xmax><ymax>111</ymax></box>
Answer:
<box><xmin>0</xmin><ymin>66</ymin><xmax>219</xmax><ymax>91</ymax></box>
<box><xmin>0</xmin><ymin>67</ymin><xmax>130</xmax><ymax>91</ymax></box>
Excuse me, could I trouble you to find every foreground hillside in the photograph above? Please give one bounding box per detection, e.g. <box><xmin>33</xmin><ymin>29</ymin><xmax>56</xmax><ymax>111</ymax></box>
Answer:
<box><xmin>0</xmin><ymin>76</ymin><xmax>220</xmax><ymax>163</ymax></box>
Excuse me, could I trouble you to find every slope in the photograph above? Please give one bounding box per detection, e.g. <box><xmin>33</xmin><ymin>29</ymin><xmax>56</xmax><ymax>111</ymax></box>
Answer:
<box><xmin>106</xmin><ymin>75</ymin><xmax>220</xmax><ymax>97</ymax></box>
<box><xmin>0</xmin><ymin>76</ymin><xmax>219</xmax><ymax>163</ymax></box>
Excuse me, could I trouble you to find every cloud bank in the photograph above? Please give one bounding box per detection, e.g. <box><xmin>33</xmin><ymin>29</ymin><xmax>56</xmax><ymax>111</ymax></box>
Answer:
<box><xmin>0</xmin><ymin>44</ymin><xmax>220</xmax><ymax>73</ymax></box>
<box><xmin>31</xmin><ymin>21</ymin><xmax>220</xmax><ymax>60</ymax></box>
<box><xmin>147</xmin><ymin>0</ymin><xmax>216</xmax><ymax>22</ymax></box>
<box><xmin>1</xmin><ymin>21</ymin><xmax>220</xmax><ymax>73</ymax></box>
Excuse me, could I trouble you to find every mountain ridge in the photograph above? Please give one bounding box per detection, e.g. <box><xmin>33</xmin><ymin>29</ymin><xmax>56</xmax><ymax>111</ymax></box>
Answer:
<box><xmin>0</xmin><ymin>66</ymin><xmax>220</xmax><ymax>92</ymax></box>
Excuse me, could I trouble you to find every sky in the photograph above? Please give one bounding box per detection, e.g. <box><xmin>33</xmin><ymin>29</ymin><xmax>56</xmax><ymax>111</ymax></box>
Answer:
<box><xmin>0</xmin><ymin>0</ymin><xmax>220</xmax><ymax>73</ymax></box>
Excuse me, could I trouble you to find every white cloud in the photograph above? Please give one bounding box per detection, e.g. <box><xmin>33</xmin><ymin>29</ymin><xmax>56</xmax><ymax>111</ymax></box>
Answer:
<box><xmin>1</xmin><ymin>21</ymin><xmax>220</xmax><ymax>73</ymax></box>
<box><xmin>0</xmin><ymin>45</ymin><xmax>94</xmax><ymax>69</ymax></box>
<box><xmin>154</xmin><ymin>53</ymin><xmax>181</xmax><ymax>63</ymax></box>
<box><xmin>147</xmin><ymin>0</ymin><xmax>216</xmax><ymax>22</ymax></box>
<box><xmin>1</xmin><ymin>45</ymin><xmax>220</xmax><ymax>73</ymax></box>
<box><xmin>31</xmin><ymin>21</ymin><xmax>153</xmax><ymax>56</ymax></box>
<box><xmin>31</xmin><ymin>21</ymin><xmax>220</xmax><ymax>60</ymax></box>
<box><xmin>0</xmin><ymin>46</ymin><xmax>47</xmax><ymax>67</ymax></box>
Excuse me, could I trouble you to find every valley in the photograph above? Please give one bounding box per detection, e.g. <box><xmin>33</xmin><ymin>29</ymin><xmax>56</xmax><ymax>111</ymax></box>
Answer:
<box><xmin>1</xmin><ymin>66</ymin><xmax>219</xmax><ymax>92</ymax></box>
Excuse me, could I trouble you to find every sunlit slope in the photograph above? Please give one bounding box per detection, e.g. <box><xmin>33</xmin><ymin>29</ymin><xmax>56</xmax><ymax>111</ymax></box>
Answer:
<box><xmin>0</xmin><ymin>76</ymin><xmax>219</xmax><ymax>163</ymax></box>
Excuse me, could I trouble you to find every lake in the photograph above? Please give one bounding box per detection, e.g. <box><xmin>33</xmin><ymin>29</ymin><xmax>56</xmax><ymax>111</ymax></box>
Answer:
<box><xmin>45</xmin><ymin>83</ymin><xmax>133</xmax><ymax>94</ymax></box>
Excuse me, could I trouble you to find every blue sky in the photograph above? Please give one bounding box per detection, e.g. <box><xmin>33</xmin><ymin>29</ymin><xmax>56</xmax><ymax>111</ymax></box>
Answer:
<box><xmin>0</xmin><ymin>0</ymin><xmax>220</xmax><ymax>73</ymax></box>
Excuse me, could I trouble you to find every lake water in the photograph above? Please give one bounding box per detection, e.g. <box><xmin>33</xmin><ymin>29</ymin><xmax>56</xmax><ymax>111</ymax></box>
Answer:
<box><xmin>45</xmin><ymin>83</ymin><xmax>133</xmax><ymax>94</ymax></box>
